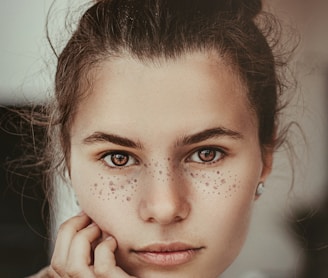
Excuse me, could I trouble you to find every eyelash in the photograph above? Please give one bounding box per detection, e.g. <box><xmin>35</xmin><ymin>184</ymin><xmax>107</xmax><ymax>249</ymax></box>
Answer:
<box><xmin>185</xmin><ymin>147</ymin><xmax>226</xmax><ymax>165</ymax></box>
<box><xmin>100</xmin><ymin>151</ymin><xmax>139</xmax><ymax>168</ymax></box>
<box><xmin>100</xmin><ymin>147</ymin><xmax>226</xmax><ymax>169</ymax></box>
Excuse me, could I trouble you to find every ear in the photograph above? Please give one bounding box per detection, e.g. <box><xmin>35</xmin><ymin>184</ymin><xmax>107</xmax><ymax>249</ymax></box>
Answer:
<box><xmin>254</xmin><ymin>144</ymin><xmax>274</xmax><ymax>200</ymax></box>
<box><xmin>260</xmin><ymin>145</ymin><xmax>274</xmax><ymax>182</ymax></box>
<box><xmin>260</xmin><ymin>127</ymin><xmax>277</xmax><ymax>182</ymax></box>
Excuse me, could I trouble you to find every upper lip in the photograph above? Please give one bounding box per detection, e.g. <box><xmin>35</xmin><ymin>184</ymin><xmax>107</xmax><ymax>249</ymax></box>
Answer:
<box><xmin>133</xmin><ymin>242</ymin><xmax>203</xmax><ymax>253</ymax></box>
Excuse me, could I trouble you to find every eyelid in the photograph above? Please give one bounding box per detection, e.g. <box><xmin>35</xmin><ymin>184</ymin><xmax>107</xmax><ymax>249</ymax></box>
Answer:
<box><xmin>100</xmin><ymin>150</ymin><xmax>140</xmax><ymax>168</ymax></box>
<box><xmin>185</xmin><ymin>146</ymin><xmax>227</xmax><ymax>164</ymax></box>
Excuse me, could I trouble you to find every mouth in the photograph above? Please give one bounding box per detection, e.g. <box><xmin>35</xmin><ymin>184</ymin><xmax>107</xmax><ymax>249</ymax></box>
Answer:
<box><xmin>132</xmin><ymin>243</ymin><xmax>204</xmax><ymax>267</ymax></box>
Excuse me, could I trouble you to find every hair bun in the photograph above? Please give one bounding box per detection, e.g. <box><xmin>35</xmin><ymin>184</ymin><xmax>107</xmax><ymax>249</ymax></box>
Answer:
<box><xmin>235</xmin><ymin>0</ymin><xmax>262</xmax><ymax>19</ymax></box>
<box><xmin>220</xmin><ymin>0</ymin><xmax>262</xmax><ymax>20</ymax></box>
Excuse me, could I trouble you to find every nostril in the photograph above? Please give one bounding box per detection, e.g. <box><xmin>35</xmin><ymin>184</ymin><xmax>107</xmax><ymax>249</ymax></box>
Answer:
<box><xmin>173</xmin><ymin>215</ymin><xmax>184</xmax><ymax>223</ymax></box>
<box><xmin>148</xmin><ymin>217</ymin><xmax>156</xmax><ymax>223</ymax></box>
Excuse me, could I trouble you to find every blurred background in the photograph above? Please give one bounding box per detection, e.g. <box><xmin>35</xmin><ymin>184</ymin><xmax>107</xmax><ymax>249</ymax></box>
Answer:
<box><xmin>0</xmin><ymin>0</ymin><xmax>327</xmax><ymax>277</ymax></box>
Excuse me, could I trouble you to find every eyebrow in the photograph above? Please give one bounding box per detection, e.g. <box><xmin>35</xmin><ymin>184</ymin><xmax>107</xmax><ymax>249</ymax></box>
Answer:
<box><xmin>82</xmin><ymin>127</ymin><xmax>243</xmax><ymax>149</ymax></box>
<box><xmin>176</xmin><ymin>127</ymin><xmax>243</xmax><ymax>147</ymax></box>
<box><xmin>83</xmin><ymin>132</ymin><xmax>143</xmax><ymax>149</ymax></box>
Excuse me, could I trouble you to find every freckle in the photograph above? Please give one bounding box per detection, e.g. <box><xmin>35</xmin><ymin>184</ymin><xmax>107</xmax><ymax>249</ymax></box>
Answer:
<box><xmin>155</xmin><ymin>162</ymin><xmax>158</xmax><ymax>167</ymax></box>
<box><xmin>134</xmin><ymin>179</ymin><xmax>138</xmax><ymax>183</ymax></box>
<box><xmin>213</xmin><ymin>186</ymin><xmax>218</xmax><ymax>189</ymax></box>
<box><xmin>100</xmin><ymin>176</ymin><xmax>103</xmax><ymax>180</ymax></box>
<box><xmin>216</xmin><ymin>171</ymin><xmax>220</xmax><ymax>175</ymax></box>
<box><xmin>233</xmin><ymin>184</ymin><xmax>236</xmax><ymax>188</ymax></box>
<box><xmin>120</xmin><ymin>185</ymin><xmax>124</xmax><ymax>189</ymax></box>
<box><xmin>190</xmin><ymin>173</ymin><xmax>194</xmax><ymax>178</ymax></box>
<box><xmin>111</xmin><ymin>187</ymin><xmax>115</xmax><ymax>192</ymax></box>
<box><xmin>159</xmin><ymin>170</ymin><xmax>162</xmax><ymax>174</ymax></box>
<box><xmin>221</xmin><ymin>179</ymin><xmax>226</xmax><ymax>184</ymax></box>
<box><xmin>126</xmin><ymin>197</ymin><xmax>131</xmax><ymax>202</ymax></box>
<box><xmin>205</xmin><ymin>182</ymin><xmax>209</xmax><ymax>186</ymax></box>
<box><xmin>99</xmin><ymin>189</ymin><xmax>103</xmax><ymax>195</ymax></box>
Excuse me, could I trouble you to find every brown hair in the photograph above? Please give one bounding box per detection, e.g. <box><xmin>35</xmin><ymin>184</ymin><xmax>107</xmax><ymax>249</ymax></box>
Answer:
<box><xmin>49</xmin><ymin>0</ymin><xmax>288</xmax><ymax>173</ymax></box>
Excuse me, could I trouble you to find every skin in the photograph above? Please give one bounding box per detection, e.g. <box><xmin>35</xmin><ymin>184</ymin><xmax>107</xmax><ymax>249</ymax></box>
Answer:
<box><xmin>50</xmin><ymin>51</ymin><xmax>273</xmax><ymax>278</ymax></box>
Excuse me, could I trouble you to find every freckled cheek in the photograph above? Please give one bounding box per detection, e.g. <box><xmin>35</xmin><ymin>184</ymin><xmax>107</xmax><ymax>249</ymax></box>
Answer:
<box><xmin>183</xmin><ymin>168</ymin><xmax>242</xmax><ymax>199</ymax></box>
<box><xmin>84</xmin><ymin>173</ymin><xmax>140</xmax><ymax>203</ymax></box>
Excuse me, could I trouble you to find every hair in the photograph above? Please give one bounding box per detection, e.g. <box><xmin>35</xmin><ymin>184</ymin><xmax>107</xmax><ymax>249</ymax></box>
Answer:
<box><xmin>46</xmin><ymin>0</ymin><xmax>291</xmax><ymax>190</ymax></box>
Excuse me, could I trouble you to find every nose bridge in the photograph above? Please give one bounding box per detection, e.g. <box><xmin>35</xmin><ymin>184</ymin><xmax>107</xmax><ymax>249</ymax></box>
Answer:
<box><xmin>138</xmin><ymin>161</ymin><xmax>190</xmax><ymax>225</ymax></box>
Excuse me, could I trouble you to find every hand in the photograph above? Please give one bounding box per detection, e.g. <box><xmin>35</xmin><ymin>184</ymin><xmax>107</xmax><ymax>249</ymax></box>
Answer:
<box><xmin>47</xmin><ymin>212</ymin><xmax>136</xmax><ymax>278</ymax></box>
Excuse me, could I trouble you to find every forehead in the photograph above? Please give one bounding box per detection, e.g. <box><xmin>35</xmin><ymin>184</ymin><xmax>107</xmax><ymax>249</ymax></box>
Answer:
<box><xmin>71</xmin><ymin>51</ymin><xmax>257</xmax><ymax>142</ymax></box>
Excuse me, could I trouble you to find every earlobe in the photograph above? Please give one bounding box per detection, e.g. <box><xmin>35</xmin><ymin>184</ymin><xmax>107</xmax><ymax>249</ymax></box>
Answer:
<box><xmin>255</xmin><ymin>182</ymin><xmax>265</xmax><ymax>197</ymax></box>
<box><xmin>255</xmin><ymin>146</ymin><xmax>274</xmax><ymax>200</ymax></box>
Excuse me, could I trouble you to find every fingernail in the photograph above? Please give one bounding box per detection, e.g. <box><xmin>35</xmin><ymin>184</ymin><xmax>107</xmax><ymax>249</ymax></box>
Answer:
<box><xmin>105</xmin><ymin>236</ymin><xmax>113</xmax><ymax>241</ymax></box>
<box><xmin>87</xmin><ymin>222</ymin><xmax>96</xmax><ymax>228</ymax></box>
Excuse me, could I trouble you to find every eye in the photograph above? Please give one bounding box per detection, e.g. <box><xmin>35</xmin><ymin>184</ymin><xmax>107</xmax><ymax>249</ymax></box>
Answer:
<box><xmin>187</xmin><ymin>148</ymin><xmax>224</xmax><ymax>164</ymax></box>
<box><xmin>102</xmin><ymin>152</ymin><xmax>138</xmax><ymax>168</ymax></box>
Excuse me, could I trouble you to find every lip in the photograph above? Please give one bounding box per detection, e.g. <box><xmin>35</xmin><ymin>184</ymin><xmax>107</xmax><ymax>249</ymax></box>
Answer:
<box><xmin>132</xmin><ymin>243</ymin><xmax>203</xmax><ymax>267</ymax></box>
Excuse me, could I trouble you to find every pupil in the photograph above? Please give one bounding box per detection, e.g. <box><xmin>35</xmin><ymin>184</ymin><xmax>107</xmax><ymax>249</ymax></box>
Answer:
<box><xmin>199</xmin><ymin>149</ymin><xmax>215</xmax><ymax>162</ymax></box>
<box><xmin>111</xmin><ymin>154</ymin><xmax>128</xmax><ymax>166</ymax></box>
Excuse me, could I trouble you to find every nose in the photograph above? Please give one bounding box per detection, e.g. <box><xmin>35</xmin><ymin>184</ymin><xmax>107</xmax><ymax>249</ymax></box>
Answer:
<box><xmin>138</xmin><ymin>167</ymin><xmax>191</xmax><ymax>225</ymax></box>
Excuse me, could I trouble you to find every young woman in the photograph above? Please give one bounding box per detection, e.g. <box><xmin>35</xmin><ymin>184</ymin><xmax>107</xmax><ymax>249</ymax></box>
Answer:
<box><xmin>34</xmin><ymin>0</ymin><xmax>291</xmax><ymax>277</ymax></box>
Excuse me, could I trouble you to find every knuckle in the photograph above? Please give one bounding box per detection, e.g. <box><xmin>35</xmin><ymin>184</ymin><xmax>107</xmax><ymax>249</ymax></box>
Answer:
<box><xmin>46</xmin><ymin>266</ymin><xmax>58</xmax><ymax>278</ymax></box>
<box><xmin>95</xmin><ymin>241</ymin><xmax>111</xmax><ymax>256</ymax></box>
<box><xmin>94</xmin><ymin>264</ymin><xmax>109</xmax><ymax>277</ymax></box>
<box><xmin>66</xmin><ymin>266</ymin><xmax>82</xmax><ymax>278</ymax></box>
<box><xmin>50</xmin><ymin>259</ymin><xmax>65</xmax><ymax>276</ymax></box>
<box><xmin>58</xmin><ymin>220</ymin><xmax>74</xmax><ymax>234</ymax></box>
<box><xmin>71</xmin><ymin>230</ymin><xmax>87</xmax><ymax>244</ymax></box>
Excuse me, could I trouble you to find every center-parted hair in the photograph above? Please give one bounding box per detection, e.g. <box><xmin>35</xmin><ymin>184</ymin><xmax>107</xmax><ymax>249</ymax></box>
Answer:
<box><xmin>53</xmin><ymin>0</ymin><xmax>284</xmax><ymax>166</ymax></box>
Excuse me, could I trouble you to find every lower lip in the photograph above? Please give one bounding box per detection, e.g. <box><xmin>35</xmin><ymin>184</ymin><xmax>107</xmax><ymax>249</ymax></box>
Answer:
<box><xmin>134</xmin><ymin>249</ymin><xmax>200</xmax><ymax>266</ymax></box>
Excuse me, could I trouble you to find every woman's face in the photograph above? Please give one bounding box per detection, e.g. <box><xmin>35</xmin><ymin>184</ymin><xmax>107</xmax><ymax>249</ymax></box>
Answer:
<box><xmin>70</xmin><ymin>52</ymin><xmax>272</xmax><ymax>278</ymax></box>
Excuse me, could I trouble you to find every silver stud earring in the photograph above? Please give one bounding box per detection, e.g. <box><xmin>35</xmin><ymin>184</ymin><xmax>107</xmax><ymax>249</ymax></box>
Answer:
<box><xmin>256</xmin><ymin>182</ymin><xmax>265</xmax><ymax>196</ymax></box>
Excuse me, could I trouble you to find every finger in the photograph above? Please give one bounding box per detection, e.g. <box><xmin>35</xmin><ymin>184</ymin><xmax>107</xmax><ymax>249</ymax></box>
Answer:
<box><xmin>94</xmin><ymin>237</ymin><xmax>136</xmax><ymax>278</ymax></box>
<box><xmin>46</xmin><ymin>266</ymin><xmax>61</xmax><ymax>278</ymax></box>
<box><xmin>50</xmin><ymin>212</ymin><xmax>91</xmax><ymax>276</ymax></box>
<box><xmin>25</xmin><ymin>266</ymin><xmax>58</xmax><ymax>278</ymax></box>
<box><xmin>66</xmin><ymin>223</ymin><xmax>102</xmax><ymax>277</ymax></box>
